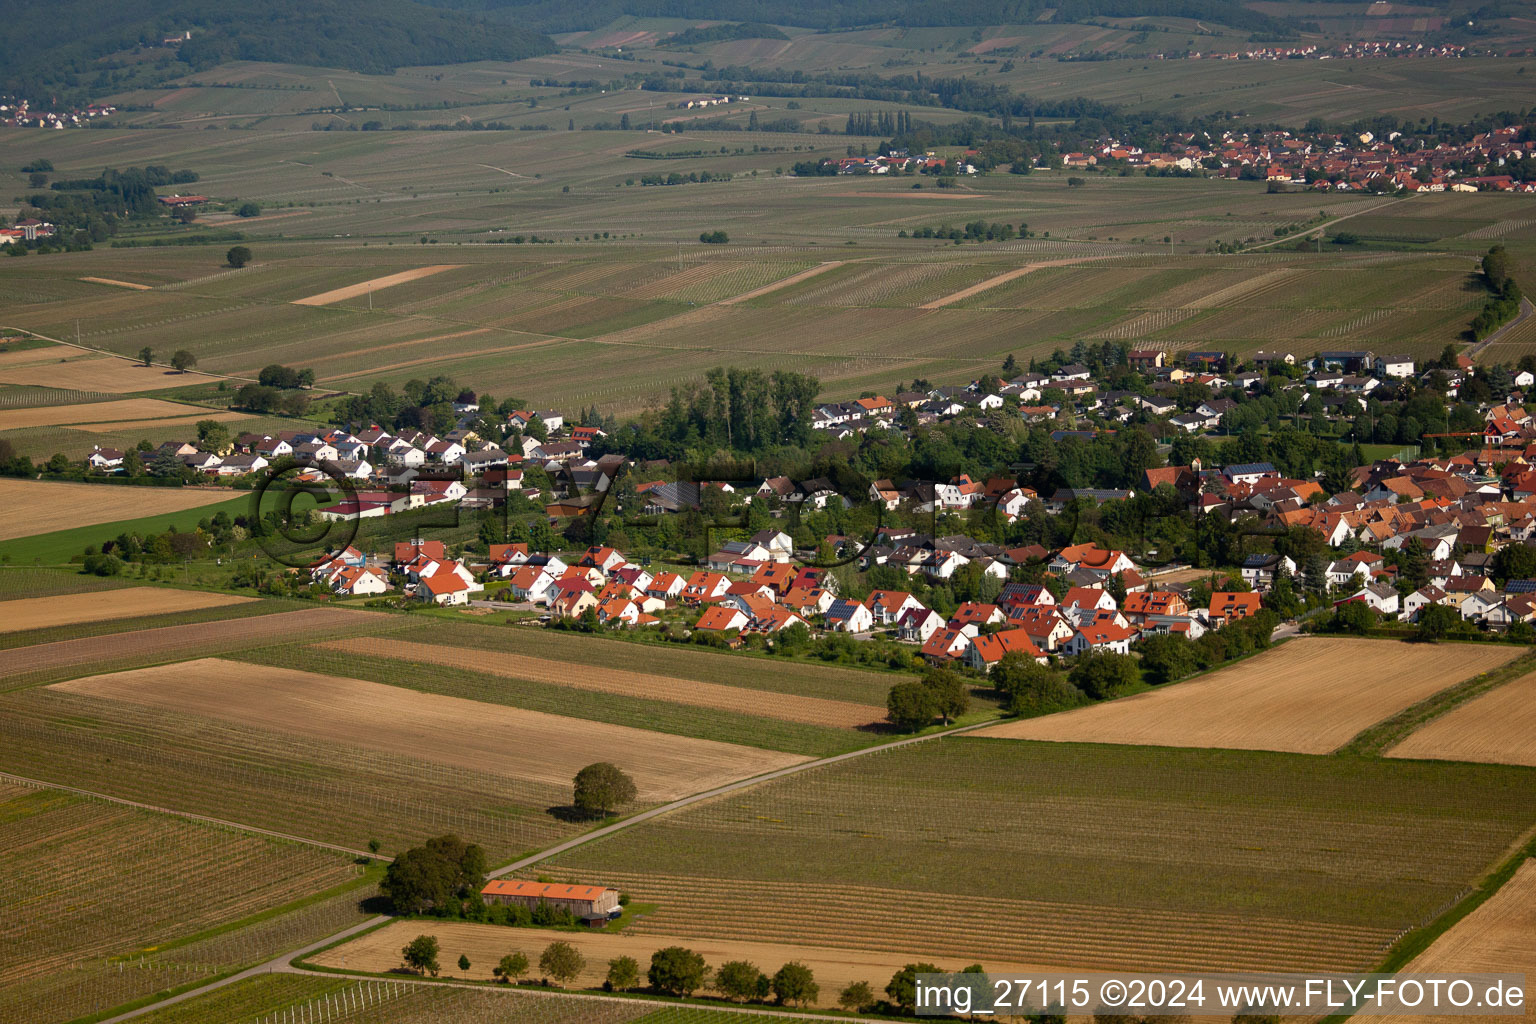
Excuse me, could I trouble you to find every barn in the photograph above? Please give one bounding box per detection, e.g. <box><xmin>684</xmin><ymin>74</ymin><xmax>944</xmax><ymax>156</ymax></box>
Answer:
<box><xmin>480</xmin><ymin>880</ymin><xmax>621</xmax><ymax>921</ymax></box>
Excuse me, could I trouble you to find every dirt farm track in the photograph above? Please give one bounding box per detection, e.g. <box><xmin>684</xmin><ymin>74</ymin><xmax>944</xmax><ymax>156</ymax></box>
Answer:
<box><xmin>50</xmin><ymin>659</ymin><xmax>807</xmax><ymax>800</ymax></box>
<box><xmin>0</xmin><ymin>478</ymin><xmax>239</xmax><ymax>540</ymax></box>
<box><xmin>975</xmin><ymin>638</ymin><xmax>1522</xmax><ymax>754</ymax></box>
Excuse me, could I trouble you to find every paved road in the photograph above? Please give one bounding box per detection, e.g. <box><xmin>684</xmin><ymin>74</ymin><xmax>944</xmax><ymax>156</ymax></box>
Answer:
<box><xmin>92</xmin><ymin>716</ymin><xmax>1004</xmax><ymax>1023</ymax></box>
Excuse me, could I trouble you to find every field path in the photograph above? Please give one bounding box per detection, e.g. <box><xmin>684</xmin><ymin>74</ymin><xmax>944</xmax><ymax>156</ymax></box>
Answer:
<box><xmin>1466</xmin><ymin>295</ymin><xmax>1534</xmax><ymax>362</ymax></box>
<box><xmin>1241</xmin><ymin>195</ymin><xmax>1412</xmax><ymax>252</ymax></box>
<box><xmin>919</xmin><ymin>253</ymin><xmax>1123</xmax><ymax>309</ymax></box>
<box><xmin>92</xmin><ymin>715</ymin><xmax>1007</xmax><ymax>1023</ymax></box>
<box><xmin>292</xmin><ymin>265</ymin><xmax>464</xmax><ymax>306</ymax></box>
<box><xmin>78</xmin><ymin>277</ymin><xmax>152</xmax><ymax>290</ymax></box>
<box><xmin>718</xmin><ymin>261</ymin><xmax>844</xmax><ymax>304</ymax></box>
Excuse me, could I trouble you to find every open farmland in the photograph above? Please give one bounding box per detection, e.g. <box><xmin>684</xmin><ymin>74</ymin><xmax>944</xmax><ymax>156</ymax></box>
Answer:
<box><xmin>0</xmin><ymin>397</ymin><xmax>221</xmax><ymax>431</ymax></box>
<box><xmin>975</xmin><ymin>638</ymin><xmax>1522</xmax><ymax>753</ymax></box>
<box><xmin>130</xmin><ymin>975</ymin><xmax>698</xmax><ymax>1024</ymax></box>
<box><xmin>0</xmin><ymin>346</ymin><xmax>224</xmax><ymax>392</ymax></box>
<box><xmin>0</xmin><ymin>479</ymin><xmax>243</xmax><ymax>541</ymax></box>
<box><xmin>0</xmin><ymin>587</ymin><xmax>253</xmax><ymax>633</ymax></box>
<box><xmin>50</xmin><ymin>658</ymin><xmax>808</xmax><ymax>800</ymax></box>
<box><xmin>0</xmin><ymin>785</ymin><xmax>358</xmax><ymax>1024</ymax></box>
<box><xmin>1372</xmin><ymin>859</ymin><xmax>1536</xmax><ymax>1024</ymax></box>
<box><xmin>546</xmin><ymin>739</ymin><xmax>1536</xmax><ymax>974</ymax></box>
<box><xmin>0</xmin><ymin>605</ymin><xmax>396</xmax><ymax>690</ymax></box>
<box><xmin>0</xmin><ymin>683</ymin><xmax>575</xmax><ymax>858</ymax></box>
<box><xmin>314</xmin><ymin>919</ymin><xmax>1046</xmax><ymax>1007</ymax></box>
<box><xmin>319</xmin><ymin>635</ymin><xmax>886</xmax><ymax>729</ymax></box>
<box><xmin>1387</xmin><ymin>670</ymin><xmax>1536</xmax><ymax>767</ymax></box>
<box><xmin>0</xmin><ymin>126</ymin><xmax>1520</xmax><ymax>412</ymax></box>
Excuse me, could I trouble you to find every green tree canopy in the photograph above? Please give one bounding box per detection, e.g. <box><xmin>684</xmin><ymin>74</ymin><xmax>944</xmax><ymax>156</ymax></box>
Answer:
<box><xmin>771</xmin><ymin>961</ymin><xmax>819</xmax><ymax>1007</ymax></box>
<box><xmin>649</xmin><ymin>946</ymin><xmax>709</xmax><ymax>996</ymax></box>
<box><xmin>572</xmin><ymin>762</ymin><xmax>637</xmax><ymax>818</ymax></box>
<box><xmin>494</xmin><ymin>951</ymin><xmax>529</xmax><ymax>983</ymax></box>
<box><xmin>401</xmin><ymin>934</ymin><xmax>439</xmax><ymax>976</ymax></box>
<box><xmin>379</xmin><ymin>834</ymin><xmax>487</xmax><ymax>915</ymax></box>
<box><xmin>538</xmin><ymin>941</ymin><xmax>585</xmax><ymax>986</ymax></box>
<box><xmin>886</xmin><ymin>679</ymin><xmax>938</xmax><ymax>732</ymax></box>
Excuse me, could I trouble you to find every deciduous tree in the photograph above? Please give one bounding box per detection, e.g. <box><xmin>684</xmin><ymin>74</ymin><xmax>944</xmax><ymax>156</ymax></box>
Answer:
<box><xmin>572</xmin><ymin>762</ymin><xmax>637</xmax><ymax>818</ymax></box>
<box><xmin>539</xmin><ymin>941</ymin><xmax>584</xmax><ymax>986</ymax></box>
<box><xmin>401</xmin><ymin>935</ymin><xmax>439</xmax><ymax>976</ymax></box>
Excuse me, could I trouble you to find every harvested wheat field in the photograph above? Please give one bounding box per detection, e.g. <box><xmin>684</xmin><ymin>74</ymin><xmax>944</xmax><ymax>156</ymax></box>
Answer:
<box><xmin>0</xmin><ymin>588</ymin><xmax>253</xmax><ymax>633</ymax></box>
<box><xmin>1374</xmin><ymin>859</ymin><xmax>1536</xmax><ymax>1024</ymax></box>
<box><xmin>0</xmin><ymin>606</ymin><xmax>389</xmax><ymax>685</ymax></box>
<box><xmin>292</xmin><ymin>265</ymin><xmax>462</xmax><ymax>306</ymax></box>
<box><xmin>311</xmin><ymin>920</ymin><xmax>1045</xmax><ymax>1006</ymax></box>
<box><xmin>0</xmin><ymin>398</ymin><xmax>216</xmax><ymax>431</ymax></box>
<box><xmin>51</xmin><ymin>659</ymin><xmax>806</xmax><ymax>800</ymax></box>
<box><xmin>71</xmin><ymin>409</ymin><xmax>248</xmax><ymax>433</ymax></box>
<box><xmin>319</xmin><ymin>636</ymin><xmax>884</xmax><ymax>729</ymax></box>
<box><xmin>0</xmin><ymin>478</ymin><xmax>240</xmax><ymax>540</ymax></box>
<box><xmin>1387</xmin><ymin>670</ymin><xmax>1536</xmax><ymax>767</ymax></box>
<box><xmin>0</xmin><ymin>351</ymin><xmax>221</xmax><ymax>391</ymax></box>
<box><xmin>976</xmin><ymin>638</ymin><xmax>1521</xmax><ymax>754</ymax></box>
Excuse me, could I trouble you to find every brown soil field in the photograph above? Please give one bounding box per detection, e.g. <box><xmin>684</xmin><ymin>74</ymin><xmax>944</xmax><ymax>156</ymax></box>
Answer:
<box><xmin>0</xmin><ymin>397</ymin><xmax>215</xmax><ymax>431</ymax></box>
<box><xmin>1387</xmin><ymin>670</ymin><xmax>1536</xmax><ymax>767</ymax></box>
<box><xmin>1374</xmin><ymin>859</ymin><xmax>1536</xmax><ymax>1024</ymax></box>
<box><xmin>0</xmin><ymin>351</ymin><xmax>222</xmax><ymax>392</ymax></box>
<box><xmin>78</xmin><ymin>277</ymin><xmax>153</xmax><ymax>290</ymax></box>
<box><xmin>292</xmin><ymin>265</ymin><xmax>463</xmax><ymax>306</ymax></box>
<box><xmin>0</xmin><ymin>588</ymin><xmax>253</xmax><ymax>633</ymax></box>
<box><xmin>51</xmin><ymin>659</ymin><xmax>806</xmax><ymax>800</ymax></box>
<box><xmin>310</xmin><ymin>919</ymin><xmax>1049</xmax><ymax>1006</ymax></box>
<box><xmin>975</xmin><ymin>638</ymin><xmax>1522</xmax><ymax>754</ymax></box>
<box><xmin>0</xmin><ymin>606</ymin><xmax>389</xmax><ymax>685</ymax></box>
<box><xmin>0</xmin><ymin>478</ymin><xmax>241</xmax><ymax>540</ymax></box>
<box><xmin>718</xmin><ymin>261</ymin><xmax>842</xmax><ymax>304</ymax></box>
<box><xmin>319</xmin><ymin>636</ymin><xmax>884</xmax><ymax>729</ymax></box>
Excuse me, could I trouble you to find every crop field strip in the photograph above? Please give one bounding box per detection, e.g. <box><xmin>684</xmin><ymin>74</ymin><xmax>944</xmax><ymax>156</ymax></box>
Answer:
<box><xmin>48</xmin><ymin>658</ymin><xmax>811</xmax><ymax>801</ymax></box>
<box><xmin>975</xmin><ymin>638</ymin><xmax>1523</xmax><ymax>753</ymax></box>
<box><xmin>0</xmin><ymin>566</ymin><xmax>132</xmax><ymax>600</ymax></box>
<box><xmin>318</xmin><ymin>636</ymin><xmax>885</xmax><ymax>730</ymax></box>
<box><xmin>388</xmin><ymin>619</ymin><xmax>899</xmax><ymax>704</ymax></box>
<box><xmin>0</xmin><ymin>595</ymin><xmax>311</xmax><ymax>653</ymax></box>
<box><xmin>0</xmin><ymin>587</ymin><xmax>254</xmax><ymax>634</ymax></box>
<box><xmin>0</xmin><ymin>605</ymin><xmax>403</xmax><ymax>691</ymax></box>
<box><xmin>1386</xmin><ymin>669</ymin><xmax>1536</xmax><ymax>767</ymax></box>
<box><xmin>0</xmin><ymin>686</ymin><xmax>575</xmax><ymax>859</ymax></box>
<box><xmin>548</xmin><ymin>738</ymin><xmax>1536</xmax><ymax>974</ymax></box>
<box><xmin>0</xmin><ymin>478</ymin><xmax>250</xmax><ymax>541</ymax></box>
<box><xmin>0</xmin><ymin>786</ymin><xmax>357</xmax><ymax>1024</ymax></box>
<box><xmin>238</xmin><ymin>639</ymin><xmax>876</xmax><ymax>758</ymax></box>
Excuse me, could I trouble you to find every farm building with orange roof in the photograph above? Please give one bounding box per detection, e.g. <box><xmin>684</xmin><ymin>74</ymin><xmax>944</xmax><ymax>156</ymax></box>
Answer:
<box><xmin>480</xmin><ymin>880</ymin><xmax>620</xmax><ymax>919</ymax></box>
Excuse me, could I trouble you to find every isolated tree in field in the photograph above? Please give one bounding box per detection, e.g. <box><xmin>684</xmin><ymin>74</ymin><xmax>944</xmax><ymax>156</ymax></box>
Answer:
<box><xmin>170</xmin><ymin>349</ymin><xmax>196</xmax><ymax>373</ymax></box>
<box><xmin>225</xmin><ymin>245</ymin><xmax>252</xmax><ymax>268</ymax></box>
<box><xmin>401</xmin><ymin>934</ymin><xmax>440</xmax><ymax>976</ymax></box>
<box><xmin>236</xmin><ymin>202</ymin><xmax>261</xmax><ymax>217</ymax></box>
<box><xmin>493</xmin><ymin>951</ymin><xmax>529</xmax><ymax>983</ymax></box>
<box><xmin>649</xmin><ymin>946</ymin><xmax>709</xmax><ymax>996</ymax></box>
<box><xmin>887</xmin><ymin>679</ymin><xmax>938</xmax><ymax>732</ymax></box>
<box><xmin>714</xmin><ymin>959</ymin><xmax>766</xmax><ymax>1002</ymax></box>
<box><xmin>572</xmin><ymin>762</ymin><xmax>636</xmax><ymax>817</ymax></box>
<box><xmin>921</xmin><ymin>666</ymin><xmax>969</xmax><ymax>724</ymax></box>
<box><xmin>606</xmin><ymin>955</ymin><xmax>639</xmax><ymax>992</ymax></box>
<box><xmin>172</xmin><ymin>205</ymin><xmax>197</xmax><ymax>224</ymax></box>
<box><xmin>539</xmin><ymin>941</ymin><xmax>585</xmax><ymax>986</ymax></box>
<box><xmin>887</xmin><ymin>963</ymin><xmax>941</xmax><ymax>1011</ymax></box>
<box><xmin>379</xmin><ymin>834</ymin><xmax>487</xmax><ymax>914</ymax></box>
<box><xmin>458</xmin><ymin>953</ymin><xmax>471</xmax><ymax>976</ymax></box>
<box><xmin>699</xmin><ymin>229</ymin><xmax>729</xmax><ymax>244</ymax></box>
<box><xmin>138</xmin><ymin>346</ymin><xmax>154</xmax><ymax>367</ymax></box>
<box><xmin>839</xmin><ymin>980</ymin><xmax>875</xmax><ymax>1011</ymax></box>
<box><xmin>771</xmin><ymin>961</ymin><xmax>818</xmax><ymax>1007</ymax></box>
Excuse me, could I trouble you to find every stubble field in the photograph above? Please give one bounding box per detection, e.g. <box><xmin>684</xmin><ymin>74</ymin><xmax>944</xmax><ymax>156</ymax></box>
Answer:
<box><xmin>0</xmin><ymin>587</ymin><xmax>253</xmax><ymax>632</ymax></box>
<box><xmin>49</xmin><ymin>658</ymin><xmax>809</xmax><ymax>800</ymax></box>
<box><xmin>0</xmin><ymin>478</ymin><xmax>245</xmax><ymax>540</ymax></box>
<box><xmin>975</xmin><ymin>638</ymin><xmax>1522</xmax><ymax>753</ymax></box>
<box><xmin>1387</xmin><ymin>670</ymin><xmax>1536</xmax><ymax>767</ymax></box>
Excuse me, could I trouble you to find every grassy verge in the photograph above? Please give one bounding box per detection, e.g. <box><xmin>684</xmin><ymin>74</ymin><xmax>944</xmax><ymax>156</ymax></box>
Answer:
<box><xmin>1336</xmin><ymin>647</ymin><xmax>1536</xmax><ymax>757</ymax></box>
